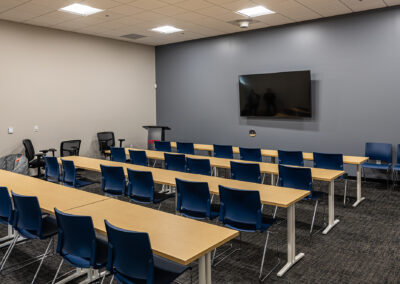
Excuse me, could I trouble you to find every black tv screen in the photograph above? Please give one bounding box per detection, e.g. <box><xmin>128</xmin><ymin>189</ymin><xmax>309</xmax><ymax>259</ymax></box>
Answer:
<box><xmin>239</xmin><ymin>70</ymin><xmax>311</xmax><ymax>118</ymax></box>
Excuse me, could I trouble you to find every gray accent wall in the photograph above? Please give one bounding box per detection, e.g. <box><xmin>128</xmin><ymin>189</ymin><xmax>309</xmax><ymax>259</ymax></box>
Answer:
<box><xmin>155</xmin><ymin>7</ymin><xmax>400</xmax><ymax>175</ymax></box>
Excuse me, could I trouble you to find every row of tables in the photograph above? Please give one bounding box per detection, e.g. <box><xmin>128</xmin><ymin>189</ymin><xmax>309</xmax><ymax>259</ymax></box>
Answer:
<box><xmin>169</xmin><ymin>142</ymin><xmax>369</xmax><ymax>207</ymax></box>
<box><xmin>1</xmin><ymin>142</ymin><xmax>368</xmax><ymax>283</ymax></box>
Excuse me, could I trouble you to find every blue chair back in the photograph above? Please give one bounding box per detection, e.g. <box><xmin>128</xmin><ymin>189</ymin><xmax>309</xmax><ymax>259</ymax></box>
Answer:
<box><xmin>397</xmin><ymin>144</ymin><xmax>400</xmax><ymax>164</ymax></box>
<box><xmin>54</xmin><ymin>208</ymin><xmax>97</xmax><ymax>265</ymax></box>
<box><xmin>61</xmin><ymin>159</ymin><xmax>77</xmax><ymax>186</ymax></box>
<box><xmin>105</xmin><ymin>220</ymin><xmax>154</xmax><ymax>283</ymax></box>
<box><xmin>313</xmin><ymin>152</ymin><xmax>344</xmax><ymax>171</ymax></box>
<box><xmin>365</xmin><ymin>142</ymin><xmax>392</xmax><ymax>163</ymax></box>
<box><xmin>100</xmin><ymin>165</ymin><xmax>126</xmax><ymax>195</ymax></box>
<box><xmin>164</xmin><ymin>153</ymin><xmax>186</xmax><ymax>172</ymax></box>
<box><xmin>186</xmin><ymin>158</ymin><xmax>211</xmax><ymax>176</ymax></box>
<box><xmin>230</xmin><ymin>161</ymin><xmax>261</xmax><ymax>183</ymax></box>
<box><xmin>278</xmin><ymin>165</ymin><xmax>313</xmax><ymax>195</ymax></box>
<box><xmin>128</xmin><ymin>150</ymin><xmax>148</xmax><ymax>166</ymax></box>
<box><xmin>239</xmin><ymin>147</ymin><xmax>262</xmax><ymax>162</ymax></box>
<box><xmin>176</xmin><ymin>179</ymin><xmax>211</xmax><ymax>219</ymax></box>
<box><xmin>213</xmin><ymin>144</ymin><xmax>233</xmax><ymax>159</ymax></box>
<box><xmin>11</xmin><ymin>192</ymin><xmax>43</xmax><ymax>238</ymax></box>
<box><xmin>278</xmin><ymin>150</ymin><xmax>304</xmax><ymax>166</ymax></box>
<box><xmin>110</xmin><ymin>147</ymin><xmax>127</xmax><ymax>163</ymax></box>
<box><xmin>0</xmin><ymin>187</ymin><xmax>12</xmax><ymax>225</ymax></box>
<box><xmin>177</xmin><ymin>142</ymin><xmax>194</xmax><ymax>155</ymax></box>
<box><xmin>127</xmin><ymin>169</ymin><xmax>154</xmax><ymax>203</ymax></box>
<box><xmin>44</xmin><ymin>156</ymin><xmax>60</xmax><ymax>181</ymax></box>
<box><xmin>154</xmin><ymin>141</ymin><xmax>171</xmax><ymax>152</ymax></box>
<box><xmin>218</xmin><ymin>185</ymin><xmax>262</xmax><ymax>232</ymax></box>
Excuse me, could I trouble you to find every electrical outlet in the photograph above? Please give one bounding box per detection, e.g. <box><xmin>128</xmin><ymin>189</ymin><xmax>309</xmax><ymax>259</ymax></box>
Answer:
<box><xmin>8</xmin><ymin>127</ymin><xmax>13</xmax><ymax>134</ymax></box>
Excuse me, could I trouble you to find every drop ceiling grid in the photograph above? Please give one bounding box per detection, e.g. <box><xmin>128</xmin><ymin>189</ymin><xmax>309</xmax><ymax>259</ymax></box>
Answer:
<box><xmin>0</xmin><ymin>0</ymin><xmax>397</xmax><ymax>46</ymax></box>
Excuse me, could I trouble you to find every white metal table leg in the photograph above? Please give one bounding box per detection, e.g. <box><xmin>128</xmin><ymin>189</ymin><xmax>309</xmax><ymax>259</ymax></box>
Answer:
<box><xmin>206</xmin><ymin>252</ymin><xmax>212</xmax><ymax>284</ymax></box>
<box><xmin>277</xmin><ymin>204</ymin><xmax>304</xmax><ymax>277</ymax></box>
<box><xmin>322</xmin><ymin>180</ymin><xmax>340</xmax><ymax>234</ymax></box>
<box><xmin>199</xmin><ymin>255</ymin><xmax>206</xmax><ymax>284</ymax></box>
<box><xmin>353</xmin><ymin>164</ymin><xmax>366</xmax><ymax>207</ymax></box>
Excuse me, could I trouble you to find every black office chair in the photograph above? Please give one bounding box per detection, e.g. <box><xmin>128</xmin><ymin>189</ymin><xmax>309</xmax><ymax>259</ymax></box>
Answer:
<box><xmin>22</xmin><ymin>139</ymin><xmax>55</xmax><ymax>177</ymax></box>
<box><xmin>97</xmin><ymin>132</ymin><xmax>125</xmax><ymax>157</ymax></box>
<box><xmin>60</xmin><ymin>140</ymin><xmax>81</xmax><ymax>157</ymax></box>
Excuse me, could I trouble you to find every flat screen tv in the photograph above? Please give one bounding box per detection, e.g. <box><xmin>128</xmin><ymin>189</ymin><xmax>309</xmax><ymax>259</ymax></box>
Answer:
<box><xmin>239</xmin><ymin>70</ymin><xmax>311</xmax><ymax>118</ymax></box>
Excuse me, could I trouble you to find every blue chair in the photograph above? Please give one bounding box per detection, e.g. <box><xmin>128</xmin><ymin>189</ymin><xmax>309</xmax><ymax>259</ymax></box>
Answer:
<box><xmin>177</xmin><ymin>142</ymin><xmax>195</xmax><ymax>155</ymax></box>
<box><xmin>100</xmin><ymin>165</ymin><xmax>126</xmax><ymax>196</ymax></box>
<box><xmin>186</xmin><ymin>157</ymin><xmax>212</xmax><ymax>176</ymax></box>
<box><xmin>110</xmin><ymin>147</ymin><xmax>127</xmax><ymax>163</ymax></box>
<box><xmin>104</xmin><ymin>220</ymin><xmax>190</xmax><ymax>284</ymax></box>
<box><xmin>230</xmin><ymin>161</ymin><xmax>261</xmax><ymax>183</ymax></box>
<box><xmin>0</xmin><ymin>187</ymin><xmax>13</xmax><ymax>228</ymax></box>
<box><xmin>61</xmin><ymin>159</ymin><xmax>92</xmax><ymax>188</ymax></box>
<box><xmin>52</xmin><ymin>208</ymin><xmax>108</xmax><ymax>283</ymax></box>
<box><xmin>164</xmin><ymin>153</ymin><xmax>186</xmax><ymax>172</ymax></box>
<box><xmin>128</xmin><ymin>150</ymin><xmax>148</xmax><ymax>166</ymax></box>
<box><xmin>127</xmin><ymin>169</ymin><xmax>173</xmax><ymax>210</ymax></box>
<box><xmin>154</xmin><ymin>141</ymin><xmax>171</xmax><ymax>152</ymax></box>
<box><xmin>278</xmin><ymin>150</ymin><xmax>304</xmax><ymax>166</ymax></box>
<box><xmin>218</xmin><ymin>186</ymin><xmax>278</xmax><ymax>281</ymax></box>
<box><xmin>362</xmin><ymin>142</ymin><xmax>392</xmax><ymax>189</ymax></box>
<box><xmin>0</xmin><ymin>187</ymin><xmax>14</xmax><ymax>245</ymax></box>
<box><xmin>44</xmin><ymin>156</ymin><xmax>60</xmax><ymax>183</ymax></box>
<box><xmin>0</xmin><ymin>192</ymin><xmax>58</xmax><ymax>282</ymax></box>
<box><xmin>392</xmin><ymin>144</ymin><xmax>400</xmax><ymax>187</ymax></box>
<box><xmin>313</xmin><ymin>152</ymin><xmax>348</xmax><ymax>205</ymax></box>
<box><xmin>239</xmin><ymin>147</ymin><xmax>262</xmax><ymax>162</ymax></box>
<box><xmin>278</xmin><ymin>165</ymin><xmax>321</xmax><ymax>233</ymax></box>
<box><xmin>176</xmin><ymin>179</ymin><xmax>219</xmax><ymax>220</ymax></box>
<box><xmin>213</xmin><ymin>144</ymin><xmax>233</xmax><ymax>159</ymax></box>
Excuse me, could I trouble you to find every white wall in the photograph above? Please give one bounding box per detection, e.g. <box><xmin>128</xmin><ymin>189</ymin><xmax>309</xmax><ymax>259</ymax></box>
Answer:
<box><xmin>0</xmin><ymin>20</ymin><xmax>156</xmax><ymax>158</ymax></box>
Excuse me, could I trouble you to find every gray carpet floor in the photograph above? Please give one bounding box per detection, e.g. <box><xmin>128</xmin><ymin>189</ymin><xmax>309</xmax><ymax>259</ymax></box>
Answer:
<box><xmin>0</xmin><ymin>169</ymin><xmax>399</xmax><ymax>284</ymax></box>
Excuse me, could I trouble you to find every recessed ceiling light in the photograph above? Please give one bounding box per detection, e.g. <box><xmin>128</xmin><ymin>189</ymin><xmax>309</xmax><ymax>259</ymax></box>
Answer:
<box><xmin>59</xmin><ymin>3</ymin><xmax>103</xmax><ymax>16</ymax></box>
<box><xmin>236</xmin><ymin>5</ymin><xmax>275</xmax><ymax>18</ymax></box>
<box><xmin>151</xmin><ymin>26</ymin><xmax>183</xmax><ymax>34</ymax></box>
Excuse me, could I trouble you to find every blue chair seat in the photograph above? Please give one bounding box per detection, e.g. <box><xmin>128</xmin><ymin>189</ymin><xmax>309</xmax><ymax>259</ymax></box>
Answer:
<box><xmin>114</xmin><ymin>254</ymin><xmax>189</xmax><ymax>284</ymax></box>
<box><xmin>392</xmin><ymin>164</ymin><xmax>400</xmax><ymax>171</ymax></box>
<box><xmin>224</xmin><ymin>216</ymin><xmax>275</xmax><ymax>233</ymax></box>
<box><xmin>62</xmin><ymin>237</ymin><xmax>108</xmax><ymax>269</ymax></box>
<box><xmin>181</xmin><ymin>204</ymin><xmax>220</xmax><ymax>220</ymax></box>
<box><xmin>361</xmin><ymin>162</ymin><xmax>392</xmax><ymax>170</ymax></box>
<box><xmin>130</xmin><ymin>192</ymin><xmax>175</xmax><ymax>205</ymax></box>
<box><xmin>17</xmin><ymin>215</ymin><xmax>57</xmax><ymax>239</ymax></box>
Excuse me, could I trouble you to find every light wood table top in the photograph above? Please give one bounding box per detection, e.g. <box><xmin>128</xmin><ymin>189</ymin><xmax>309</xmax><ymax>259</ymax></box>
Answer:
<box><xmin>63</xmin><ymin>156</ymin><xmax>310</xmax><ymax>208</ymax></box>
<box><xmin>121</xmin><ymin>148</ymin><xmax>345</xmax><ymax>182</ymax></box>
<box><xmin>169</xmin><ymin>142</ymin><xmax>368</xmax><ymax>165</ymax></box>
<box><xmin>0</xmin><ymin>170</ymin><xmax>108</xmax><ymax>214</ymax></box>
<box><xmin>66</xmin><ymin>198</ymin><xmax>238</xmax><ymax>265</ymax></box>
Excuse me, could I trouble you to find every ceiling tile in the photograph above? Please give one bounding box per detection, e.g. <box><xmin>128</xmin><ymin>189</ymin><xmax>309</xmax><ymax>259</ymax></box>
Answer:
<box><xmin>175</xmin><ymin>0</ymin><xmax>214</xmax><ymax>11</ymax></box>
<box><xmin>128</xmin><ymin>0</ymin><xmax>168</xmax><ymax>10</ymax></box>
<box><xmin>153</xmin><ymin>5</ymin><xmax>188</xmax><ymax>16</ymax></box>
<box><xmin>339</xmin><ymin>0</ymin><xmax>386</xmax><ymax>12</ymax></box>
<box><xmin>107</xmin><ymin>4</ymin><xmax>143</xmax><ymax>15</ymax></box>
<box><xmin>80</xmin><ymin>0</ymin><xmax>121</xmax><ymax>9</ymax></box>
<box><xmin>384</xmin><ymin>0</ymin><xmax>400</xmax><ymax>5</ymax></box>
<box><xmin>296</xmin><ymin>0</ymin><xmax>352</xmax><ymax>17</ymax></box>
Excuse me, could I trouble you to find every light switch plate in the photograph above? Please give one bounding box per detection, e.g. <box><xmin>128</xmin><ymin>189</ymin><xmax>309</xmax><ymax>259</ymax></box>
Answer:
<box><xmin>34</xmin><ymin>125</ymin><xmax>39</xmax><ymax>132</ymax></box>
<box><xmin>8</xmin><ymin>127</ymin><xmax>13</xmax><ymax>134</ymax></box>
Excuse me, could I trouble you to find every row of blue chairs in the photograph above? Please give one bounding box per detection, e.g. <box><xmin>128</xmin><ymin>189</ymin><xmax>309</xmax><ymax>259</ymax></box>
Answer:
<box><xmin>0</xmin><ymin>188</ymin><xmax>189</xmax><ymax>283</ymax></box>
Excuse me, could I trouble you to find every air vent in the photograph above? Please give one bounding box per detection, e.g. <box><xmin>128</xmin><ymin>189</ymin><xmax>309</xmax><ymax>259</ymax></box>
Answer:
<box><xmin>227</xmin><ymin>19</ymin><xmax>260</xmax><ymax>28</ymax></box>
<box><xmin>121</xmin><ymin>33</ymin><xmax>146</xmax><ymax>40</ymax></box>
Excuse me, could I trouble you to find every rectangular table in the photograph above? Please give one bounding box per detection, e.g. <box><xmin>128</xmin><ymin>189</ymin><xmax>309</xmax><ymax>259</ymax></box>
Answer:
<box><xmin>169</xmin><ymin>142</ymin><xmax>368</xmax><ymax>207</ymax></box>
<box><xmin>112</xmin><ymin>148</ymin><xmax>344</xmax><ymax>234</ymax></box>
<box><xmin>63</xmin><ymin>156</ymin><xmax>312</xmax><ymax>276</ymax></box>
<box><xmin>66</xmin><ymin>198</ymin><xmax>238</xmax><ymax>284</ymax></box>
